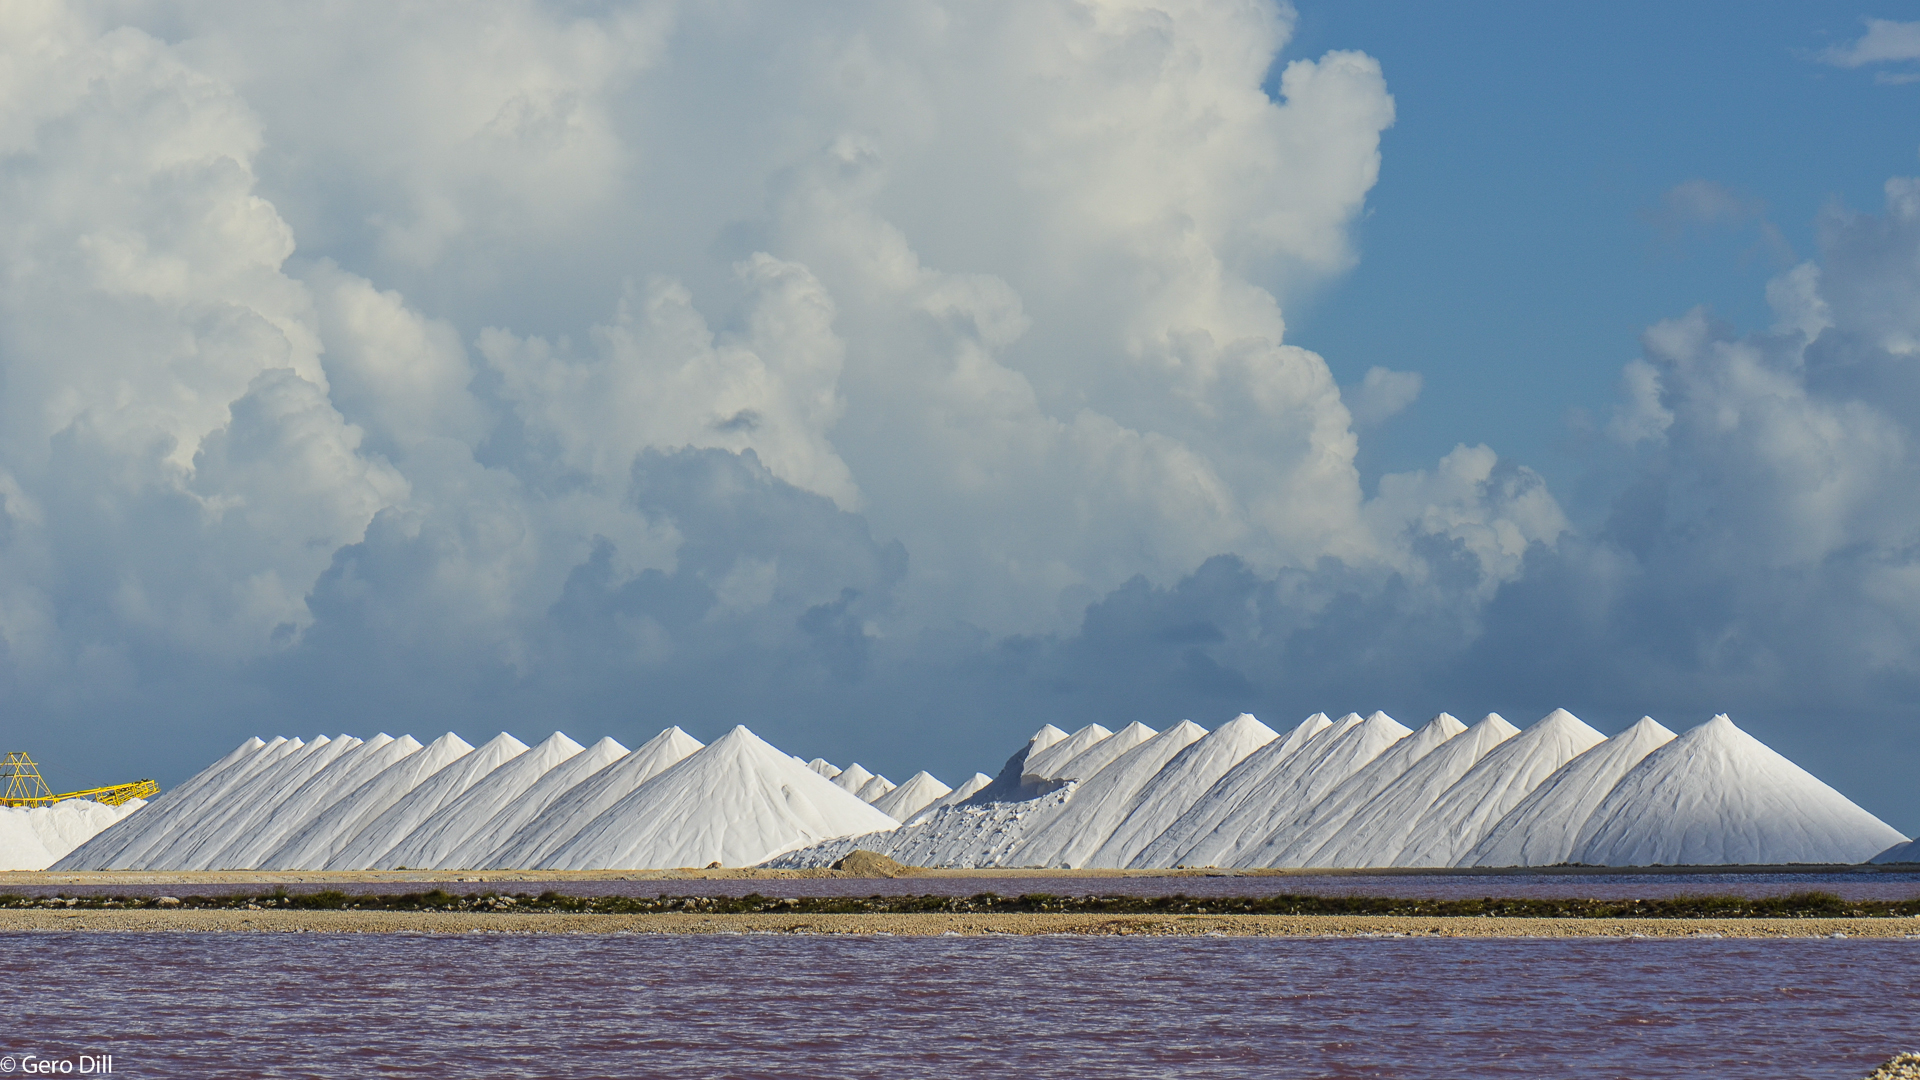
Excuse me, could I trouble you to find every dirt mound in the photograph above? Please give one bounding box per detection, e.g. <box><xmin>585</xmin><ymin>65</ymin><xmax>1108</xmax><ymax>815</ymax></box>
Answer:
<box><xmin>831</xmin><ymin>850</ymin><xmax>917</xmax><ymax>877</ymax></box>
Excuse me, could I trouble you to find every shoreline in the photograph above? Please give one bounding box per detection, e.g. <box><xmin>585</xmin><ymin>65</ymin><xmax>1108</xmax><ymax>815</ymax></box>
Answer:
<box><xmin>5</xmin><ymin>863</ymin><xmax>1914</xmax><ymax>888</ymax></box>
<box><xmin>4</xmin><ymin>909</ymin><xmax>1920</xmax><ymax>936</ymax></box>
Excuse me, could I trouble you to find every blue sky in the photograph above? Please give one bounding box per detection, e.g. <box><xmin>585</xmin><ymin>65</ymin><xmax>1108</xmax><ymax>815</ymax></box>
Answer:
<box><xmin>2</xmin><ymin>1</ymin><xmax>1918</xmax><ymax>836</ymax></box>
<box><xmin>1285</xmin><ymin>2</ymin><xmax>1920</xmax><ymax>500</ymax></box>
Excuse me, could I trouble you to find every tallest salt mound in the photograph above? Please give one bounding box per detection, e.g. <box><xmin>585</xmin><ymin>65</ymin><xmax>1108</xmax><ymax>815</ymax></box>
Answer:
<box><xmin>539</xmin><ymin>726</ymin><xmax>900</xmax><ymax>870</ymax></box>
<box><xmin>1569</xmin><ymin>715</ymin><xmax>1905</xmax><ymax>866</ymax></box>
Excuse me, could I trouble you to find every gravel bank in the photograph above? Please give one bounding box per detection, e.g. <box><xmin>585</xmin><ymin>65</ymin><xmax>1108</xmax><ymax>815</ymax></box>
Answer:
<box><xmin>4</xmin><ymin>909</ymin><xmax>1920</xmax><ymax>936</ymax></box>
<box><xmin>1864</xmin><ymin>1054</ymin><xmax>1920</xmax><ymax>1079</ymax></box>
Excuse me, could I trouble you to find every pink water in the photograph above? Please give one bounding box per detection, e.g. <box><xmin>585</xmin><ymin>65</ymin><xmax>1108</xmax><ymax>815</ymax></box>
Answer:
<box><xmin>2</xmin><ymin>933</ymin><xmax>1915</xmax><ymax>1078</ymax></box>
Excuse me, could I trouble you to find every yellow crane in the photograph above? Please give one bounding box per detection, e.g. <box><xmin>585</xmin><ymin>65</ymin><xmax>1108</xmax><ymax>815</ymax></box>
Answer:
<box><xmin>1</xmin><ymin>752</ymin><xmax>158</xmax><ymax>808</ymax></box>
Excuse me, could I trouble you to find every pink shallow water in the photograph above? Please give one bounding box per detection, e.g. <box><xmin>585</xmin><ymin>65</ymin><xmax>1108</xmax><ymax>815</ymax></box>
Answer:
<box><xmin>1</xmin><ymin>934</ymin><xmax>1915</xmax><ymax>1079</ymax></box>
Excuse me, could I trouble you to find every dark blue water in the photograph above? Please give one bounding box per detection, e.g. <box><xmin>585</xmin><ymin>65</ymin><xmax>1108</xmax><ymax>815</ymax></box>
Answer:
<box><xmin>1</xmin><ymin>933</ymin><xmax>1915</xmax><ymax>1078</ymax></box>
<box><xmin>15</xmin><ymin>870</ymin><xmax>1920</xmax><ymax>901</ymax></box>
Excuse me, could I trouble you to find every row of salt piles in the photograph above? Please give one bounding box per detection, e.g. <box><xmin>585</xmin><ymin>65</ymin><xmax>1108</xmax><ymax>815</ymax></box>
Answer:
<box><xmin>767</xmin><ymin>708</ymin><xmax>1910</xmax><ymax>870</ymax></box>
<box><xmin>50</xmin><ymin>706</ymin><xmax>1914</xmax><ymax>872</ymax></box>
<box><xmin>56</xmin><ymin>726</ymin><xmax>905</xmax><ymax>872</ymax></box>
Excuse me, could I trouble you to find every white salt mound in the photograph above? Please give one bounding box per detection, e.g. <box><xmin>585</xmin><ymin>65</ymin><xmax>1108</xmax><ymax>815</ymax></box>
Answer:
<box><xmin>1129</xmin><ymin>712</ymin><xmax>1335</xmax><ymax>870</ymax></box>
<box><xmin>442</xmin><ymin>736</ymin><xmax>628</xmax><ymax>869</ymax></box>
<box><xmin>1013</xmin><ymin>720</ymin><xmax>1208</xmax><ymax>869</ymax></box>
<box><xmin>871</xmin><ymin>771</ymin><xmax>951</xmax><ymax>821</ymax></box>
<box><xmin>905</xmin><ymin>772</ymin><xmax>993</xmax><ymax>823</ymax></box>
<box><xmin>1464</xmin><ymin>716</ymin><xmax>1676</xmax><ymax>868</ymax></box>
<box><xmin>855</xmin><ymin>774</ymin><xmax>896</xmax><ymax>802</ymax></box>
<box><xmin>1183</xmin><ymin>711</ymin><xmax>1412</xmax><ymax>870</ymax></box>
<box><xmin>1392</xmin><ymin>709</ymin><xmax>1606</xmax><ymax>868</ymax></box>
<box><xmin>1089</xmin><ymin>713</ymin><xmax>1278</xmax><ymax>869</ymax></box>
<box><xmin>260</xmin><ymin>732</ymin><xmax>473</xmax><ymax>871</ymax></box>
<box><xmin>1021</xmin><ymin>724</ymin><xmax>1113</xmax><ymax>786</ymax></box>
<box><xmin>1</xmin><ymin>799</ymin><xmax>147</xmax><ymax>871</ymax></box>
<box><xmin>375</xmin><ymin>732</ymin><xmax>585</xmax><ymax>870</ymax></box>
<box><xmin>328</xmin><ymin>731</ymin><xmax>526</xmax><ymax>870</ymax></box>
<box><xmin>86</xmin><ymin>736</ymin><xmax>300</xmax><ymax>871</ymax></box>
<box><xmin>54</xmin><ymin>736</ymin><xmax>266</xmax><ymax>870</ymax></box>
<box><xmin>1026</xmin><ymin>725</ymin><xmax>1070</xmax><ymax>756</ymax></box>
<box><xmin>1568</xmin><ymin>715</ymin><xmax>1906</xmax><ymax>866</ymax></box>
<box><xmin>832</xmin><ymin>763</ymin><xmax>876</xmax><ymax>794</ymax></box>
<box><xmin>202</xmin><ymin>734</ymin><xmax>417</xmax><ymax>870</ymax></box>
<box><xmin>481</xmin><ymin>727</ymin><xmax>702</xmax><ymax>869</ymax></box>
<box><xmin>539</xmin><ymin>726</ymin><xmax>900</xmax><ymax>870</ymax></box>
<box><xmin>172</xmin><ymin>736</ymin><xmax>370</xmax><ymax>871</ymax></box>
<box><xmin>1050</xmin><ymin>721</ymin><xmax>1157</xmax><ymax>784</ymax></box>
<box><xmin>807</xmin><ymin>759</ymin><xmax>842</xmax><ymax>780</ymax></box>
<box><xmin>1303</xmin><ymin>713</ymin><xmax>1519</xmax><ymax>869</ymax></box>
<box><xmin>1250</xmin><ymin>713</ymin><xmax>1467</xmax><ymax>868</ymax></box>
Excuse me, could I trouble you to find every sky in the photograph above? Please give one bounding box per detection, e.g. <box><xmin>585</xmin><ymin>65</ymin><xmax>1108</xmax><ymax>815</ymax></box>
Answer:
<box><xmin>1</xmin><ymin>1</ymin><xmax>1917</xmax><ymax>836</ymax></box>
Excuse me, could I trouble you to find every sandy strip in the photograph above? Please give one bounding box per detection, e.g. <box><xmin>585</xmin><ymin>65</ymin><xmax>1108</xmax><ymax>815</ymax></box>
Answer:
<box><xmin>3</xmin><ymin>910</ymin><xmax>1919</xmax><ymax>936</ymax></box>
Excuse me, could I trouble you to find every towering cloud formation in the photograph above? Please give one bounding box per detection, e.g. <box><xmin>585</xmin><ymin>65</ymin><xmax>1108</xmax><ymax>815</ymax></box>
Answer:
<box><xmin>0</xmin><ymin>2</ymin><xmax>1911</xmax><ymax>825</ymax></box>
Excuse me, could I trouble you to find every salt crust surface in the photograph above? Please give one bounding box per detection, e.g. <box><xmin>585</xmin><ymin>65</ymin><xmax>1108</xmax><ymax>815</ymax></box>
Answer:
<box><xmin>46</xmin><ymin>708</ymin><xmax>1912</xmax><ymax>871</ymax></box>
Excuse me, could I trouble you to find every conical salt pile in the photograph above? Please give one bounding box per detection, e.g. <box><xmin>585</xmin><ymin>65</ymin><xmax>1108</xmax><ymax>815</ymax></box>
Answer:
<box><xmin>872</xmin><ymin>771</ymin><xmax>952</xmax><ymax>820</ymax></box>
<box><xmin>1013</xmin><ymin>720</ymin><xmax>1208</xmax><ymax>868</ymax></box>
<box><xmin>204</xmin><ymin>734</ymin><xmax>417</xmax><ymax>870</ymax></box>
<box><xmin>1131</xmin><ymin>713</ymin><xmax>1335</xmax><ymax>869</ymax></box>
<box><xmin>832</xmin><ymin>763</ymin><xmax>876</xmax><ymax>794</ymax></box>
<box><xmin>539</xmin><ymin>726</ymin><xmax>900</xmax><ymax>869</ymax></box>
<box><xmin>327</xmin><ymin>733</ymin><xmax>527</xmax><ymax>870</ymax></box>
<box><xmin>92</xmin><ymin>737</ymin><xmax>301</xmax><ymax>871</ymax></box>
<box><xmin>260</xmin><ymin>732</ymin><xmax>474</xmax><ymax>870</ymax></box>
<box><xmin>1303</xmin><ymin>713</ymin><xmax>1519</xmax><ymax>868</ymax></box>
<box><xmin>1090</xmin><ymin>713</ymin><xmax>1277</xmax><ymax>869</ymax></box>
<box><xmin>1463</xmin><ymin>716</ymin><xmax>1676</xmax><ymax>867</ymax></box>
<box><xmin>158</xmin><ymin>735</ymin><xmax>360</xmax><ymax>871</ymax></box>
<box><xmin>1568</xmin><ymin>715</ymin><xmax>1906</xmax><ymax>866</ymax></box>
<box><xmin>1021</xmin><ymin>724</ymin><xmax>1114</xmax><ymax>787</ymax></box>
<box><xmin>905</xmin><ymin>772</ymin><xmax>993</xmax><ymax>823</ymax></box>
<box><xmin>807</xmin><ymin>759</ymin><xmax>842</xmax><ymax>779</ymax></box>
<box><xmin>375</xmin><ymin>733</ymin><xmax>585</xmax><ymax>870</ymax></box>
<box><xmin>1183</xmin><ymin>712</ymin><xmax>1412</xmax><ymax>869</ymax></box>
<box><xmin>1248</xmin><ymin>713</ymin><xmax>1467</xmax><ymax>868</ymax></box>
<box><xmin>1051</xmin><ymin>722</ymin><xmax>1157</xmax><ymax>784</ymax></box>
<box><xmin>445</xmin><ymin>737</ymin><xmax>628</xmax><ymax>869</ymax></box>
<box><xmin>54</xmin><ymin>736</ymin><xmax>267</xmax><ymax>870</ymax></box>
<box><xmin>1392</xmin><ymin>709</ymin><xmax>1606</xmax><ymax>867</ymax></box>
<box><xmin>855</xmin><ymin>774</ymin><xmax>896</xmax><ymax>802</ymax></box>
<box><xmin>481</xmin><ymin>727</ymin><xmax>702</xmax><ymax>869</ymax></box>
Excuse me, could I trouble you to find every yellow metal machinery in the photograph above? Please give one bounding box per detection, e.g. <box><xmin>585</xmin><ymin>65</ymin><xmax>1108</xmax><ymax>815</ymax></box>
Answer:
<box><xmin>0</xmin><ymin>752</ymin><xmax>158</xmax><ymax>808</ymax></box>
